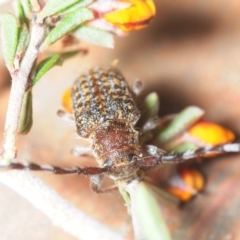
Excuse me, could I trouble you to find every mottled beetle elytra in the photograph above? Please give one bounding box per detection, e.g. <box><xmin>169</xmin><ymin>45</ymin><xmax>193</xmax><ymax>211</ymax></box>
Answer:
<box><xmin>1</xmin><ymin>67</ymin><xmax>240</xmax><ymax>193</ymax></box>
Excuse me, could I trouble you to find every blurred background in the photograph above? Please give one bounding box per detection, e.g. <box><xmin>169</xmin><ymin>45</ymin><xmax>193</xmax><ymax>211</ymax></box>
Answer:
<box><xmin>1</xmin><ymin>1</ymin><xmax>240</xmax><ymax>239</ymax></box>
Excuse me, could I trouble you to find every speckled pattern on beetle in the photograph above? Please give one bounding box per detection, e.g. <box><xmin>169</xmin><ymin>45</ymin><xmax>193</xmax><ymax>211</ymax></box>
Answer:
<box><xmin>2</xmin><ymin>67</ymin><xmax>238</xmax><ymax>193</ymax></box>
<box><xmin>71</xmin><ymin>67</ymin><xmax>144</xmax><ymax>191</ymax></box>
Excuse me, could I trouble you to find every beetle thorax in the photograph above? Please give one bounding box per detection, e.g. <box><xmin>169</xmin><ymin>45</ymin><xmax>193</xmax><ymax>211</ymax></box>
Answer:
<box><xmin>90</xmin><ymin>120</ymin><xmax>143</xmax><ymax>180</ymax></box>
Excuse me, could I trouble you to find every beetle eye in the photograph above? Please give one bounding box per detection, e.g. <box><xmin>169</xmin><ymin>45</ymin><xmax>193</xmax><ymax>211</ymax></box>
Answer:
<box><xmin>127</xmin><ymin>154</ymin><xmax>137</xmax><ymax>162</ymax></box>
<box><xmin>103</xmin><ymin>159</ymin><xmax>113</xmax><ymax>167</ymax></box>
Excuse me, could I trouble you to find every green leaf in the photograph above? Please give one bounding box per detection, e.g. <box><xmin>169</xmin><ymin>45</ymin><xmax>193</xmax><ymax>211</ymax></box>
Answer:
<box><xmin>59</xmin><ymin>0</ymin><xmax>93</xmax><ymax>15</ymax></box>
<box><xmin>0</xmin><ymin>13</ymin><xmax>19</xmax><ymax>70</ymax></box>
<box><xmin>13</xmin><ymin>0</ymin><xmax>29</xmax><ymax>25</ymax></box>
<box><xmin>40</xmin><ymin>8</ymin><xmax>93</xmax><ymax>50</ymax></box>
<box><xmin>73</xmin><ymin>26</ymin><xmax>114</xmax><ymax>48</ymax></box>
<box><xmin>171</xmin><ymin>142</ymin><xmax>198</xmax><ymax>153</ymax></box>
<box><xmin>29</xmin><ymin>0</ymin><xmax>40</xmax><ymax>11</ymax></box>
<box><xmin>16</xmin><ymin>24</ymin><xmax>30</xmax><ymax>58</ymax></box>
<box><xmin>31</xmin><ymin>50</ymin><xmax>81</xmax><ymax>86</ymax></box>
<box><xmin>135</xmin><ymin>183</ymin><xmax>171</xmax><ymax>240</ymax></box>
<box><xmin>155</xmin><ymin>106</ymin><xmax>204</xmax><ymax>144</ymax></box>
<box><xmin>20</xmin><ymin>0</ymin><xmax>32</xmax><ymax>19</ymax></box>
<box><xmin>37</xmin><ymin>0</ymin><xmax>87</xmax><ymax>21</ymax></box>
<box><xmin>127</xmin><ymin>181</ymin><xmax>171</xmax><ymax>240</ymax></box>
<box><xmin>31</xmin><ymin>54</ymin><xmax>61</xmax><ymax>86</ymax></box>
<box><xmin>144</xmin><ymin>182</ymin><xmax>178</xmax><ymax>205</ymax></box>
<box><xmin>59</xmin><ymin>49</ymin><xmax>83</xmax><ymax>59</ymax></box>
<box><xmin>138</xmin><ymin>92</ymin><xmax>159</xmax><ymax>127</ymax></box>
<box><xmin>118</xmin><ymin>185</ymin><xmax>131</xmax><ymax>207</ymax></box>
<box><xmin>17</xmin><ymin>90</ymin><xmax>33</xmax><ymax>135</ymax></box>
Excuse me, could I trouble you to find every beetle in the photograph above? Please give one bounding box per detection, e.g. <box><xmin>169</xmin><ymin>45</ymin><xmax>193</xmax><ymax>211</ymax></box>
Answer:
<box><xmin>1</xmin><ymin>67</ymin><xmax>240</xmax><ymax>193</ymax></box>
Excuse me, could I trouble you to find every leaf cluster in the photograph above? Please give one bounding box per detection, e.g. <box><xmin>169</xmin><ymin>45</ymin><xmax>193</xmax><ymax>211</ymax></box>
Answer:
<box><xmin>0</xmin><ymin>0</ymin><xmax>113</xmax><ymax>134</ymax></box>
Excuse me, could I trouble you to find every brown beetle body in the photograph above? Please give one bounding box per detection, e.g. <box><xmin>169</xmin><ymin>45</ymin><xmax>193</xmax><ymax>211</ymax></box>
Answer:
<box><xmin>71</xmin><ymin>67</ymin><xmax>140</xmax><ymax>137</ymax></box>
<box><xmin>1</xmin><ymin>66</ymin><xmax>238</xmax><ymax>194</ymax></box>
<box><xmin>71</xmin><ymin>67</ymin><xmax>143</xmax><ymax>182</ymax></box>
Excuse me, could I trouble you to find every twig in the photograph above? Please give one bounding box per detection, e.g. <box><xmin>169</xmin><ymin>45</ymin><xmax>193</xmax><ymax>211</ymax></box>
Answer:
<box><xmin>2</xmin><ymin>22</ymin><xmax>45</xmax><ymax>162</ymax></box>
<box><xmin>0</xmin><ymin>17</ymin><xmax>123</xmax><ymax>239</ymax></box>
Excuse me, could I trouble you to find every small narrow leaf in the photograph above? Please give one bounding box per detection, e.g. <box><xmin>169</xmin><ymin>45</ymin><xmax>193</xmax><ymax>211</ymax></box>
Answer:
<box><xmin>73</xmin><ymin>26</ymin><xmax>114</xmax><ymax>48</ymax></box>
<box><xmin>0</xmin><ymin>13</ymin><xmax>19</xmax><ymax>70</ymax></box>
<box><xmin>118</xmin><ymin>185</ymin><xmax>131</xmax><ymax>207</ymax></box>
<box><xmin>40</xmin><ymin>8</ymin><xmax>94</xmax><ymax>50</ymax></box>
<box><xmin>135</xmin><ymin>183</ymin><xmax>171</xmax><ymax>240</ymax></box>
<box><xmin>138</xmin><ymin>92</ymin><xmax>159</xmax><ymax>127</ymax></box>
<box><xmin>16</xmin><ymin>24</ymin><xmax>30</xmax><ymax>58</ymax></box>
<box><xmin>14</xmin><ymin>24</ymin><xmax>29</xmax><ymax>70</ymax></box>
<box><xmin>20</xmin><ymin>0</ymin><xmax>32</xmax><ymax>19</ymax></box>
<box><xmin>31</xmin><ymin>54</ymin><xmax>61</xmax><ymax>86</ymax></box>
<box><xmin>17</xmin><ymin>90</ymin><xmax>33</xmax><ymax>135</ymax></box>
<box><xmin>29</xmin><ymin>0</ymin><xmax>40</xmax><ymax>12</ymax></box>
<box><xmin>155</xmin><ymin>106</ymin><xmax>204</xmax><ymax>144</ymax></box>
<box><xmin>171</xmin><ymin>142</ymin><xmax>197</xmax><ymax>153</ymax></box>
<box><xmin>13</xmin><ymin>0</ymin><xmax>28</xmax><ymax>25</ymax></box>
<box><xmin>38</xmin><ymin>0</ymin><xmax>82</xmax><ymax>21</ymax></box>
<box><xmin>59</xmin><ymin>49</ymin><xmax>83</xmax><ymax>59</ymax></box>
<box><xmin>144</xmin><ymin>182</ymin><xmax>178</xmax><ymax>205</ymax></box>
<box><xmin>59</xmin><ymin>0</ymin><xmax>93</xmax><ymax>15</ymax></box>
<box><xmin>127</xmin><ymin>181</ymin><xmax>171</xmax><ymax>240</ymax></box>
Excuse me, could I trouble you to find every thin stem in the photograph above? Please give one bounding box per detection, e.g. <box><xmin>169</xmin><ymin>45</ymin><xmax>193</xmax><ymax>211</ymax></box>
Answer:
<box><xmin>0</xmin><ymin>18</ymin><xmax>123</xmax><ymax>240</ymax></box>
<box><xmin>2</xmin><ymin>22</ymin><xmax>45</xmax><ymax>162</ymax></box>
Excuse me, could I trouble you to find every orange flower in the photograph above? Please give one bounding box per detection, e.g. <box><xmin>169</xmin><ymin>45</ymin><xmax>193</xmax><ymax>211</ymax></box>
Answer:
<box><xmin>62</xmin><ymin>88</ymin><xmax>72</xmax><ymax>113</ymax></box>
<box><xmin>164</xmin><ymin>168</ymin><xmax>205</xmax><ymax>202</ymax></box>
<box><xmin>179</xmin><ymin>168</ymin><xmax>204</xmax><ymax>192</ymax></box>
<box><xmin>188</xmin><ymin>121</ymin><xmax>235</xmax><ymax>146</ymax></box>
<box><xmin>158</xmin><ymin>119</ymin><xmax>235</xmax><ymax>153</ymax></box>
<box><xmin>103</xmin><ymin>0</ymin><xmax>156</xmax><ymax>32</ymax></box>
<box><xmin>88</xmin><ymin>0</ymin><xmax>156</xmax><ymax>35</ymax></box>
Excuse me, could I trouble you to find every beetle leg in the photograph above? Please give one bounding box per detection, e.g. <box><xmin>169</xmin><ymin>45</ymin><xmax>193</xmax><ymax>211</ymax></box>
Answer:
<box><xmin>57</xmin><ymin>109</ymin><xmax>74</xmax><ymax>123</ymax></box>
<box><xmin>0</xmin><ymin>160</ymin><xmax>110</xmax><ymax>175</ymax></box>
<box><xmin>161</xmin><ymin>143</ymin><xmax>240</xmax><ymax>164</ymax></box>
<box><xmin>142</xmin><ymin>116</ymin><xmax>161</xmax><ymax>132</ymax></box>
<box><xmin>90</xmin><ymin>174</ymin><xmax>118</xmax><ymax>193</ymax></box>
<box><xmin>144</xmin><ymin>145</ymin><xmax>166</xmax><ymax>157</ymax></box>
<box><xmin>139</xmin><ymin>143</ymin><xmax>240</xmax><ymax>167</ymax></box>
<box><xmin>90</xmin><ymin>174</ymin><xmax>104</xmax><ymax>192</ymax></box>
<box><xmin>131</xmin><ymin>78</ymin><xmax>144</xmax><ymax>96</ymax></box>
<box><xmin>57</xmin><ymin>110</ymin><xmax>91</xmax><ymax>142</ymax></box>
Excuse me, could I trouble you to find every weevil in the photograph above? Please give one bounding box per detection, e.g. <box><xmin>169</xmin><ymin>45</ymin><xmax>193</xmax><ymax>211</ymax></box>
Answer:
<box><xmin>2</xmin><ymin>67</ymin><xmax>240</xmax><ymax>193</ymax></box>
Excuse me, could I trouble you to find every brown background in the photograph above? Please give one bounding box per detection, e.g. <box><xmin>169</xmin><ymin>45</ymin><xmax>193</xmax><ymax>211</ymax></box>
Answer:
<box><xmin>1</xmin><ymin>1</ymin><xmax>240</xmax><ymax>239</ymax></box>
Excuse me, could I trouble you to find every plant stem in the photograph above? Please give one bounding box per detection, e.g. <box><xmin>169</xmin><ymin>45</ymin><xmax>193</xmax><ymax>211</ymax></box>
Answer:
<box><xmin>0</xmin><ymin>20</ymin><xmax>123</xmax><ymax>239</ymax></box>
<box><xmin>2</xmin><ymin>22</ymin><xmax>45</xmax><ymax>162</ymax></box>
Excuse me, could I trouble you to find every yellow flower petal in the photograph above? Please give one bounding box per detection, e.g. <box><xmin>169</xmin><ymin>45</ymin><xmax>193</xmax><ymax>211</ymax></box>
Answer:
<box><xmin>164</xmin><ymin>168</ymin><xmax>205</xmax><ymax>202</ymax></box>
<box><xmin>103</xmin><ymin>0</ymin><xmax>156</xmax><ymax>31</ymax></box>
<box><xmin>188</xmin><ymin>121</ymin><xmax>235</xmax><ymax>145</ymax></box>
<box><xmin>165</xmin><ymin>186</ymin><xmax>195</xmax><ymax>202</ymax></box>
<box><xmin>62</xmin><ymin>88</ymin><xmax>73</xmax><ymax>113</ymax></box>
<box><xmin>179</xmin><ymin>168</ymin><xmax>205</xmax><ymax>191</ymax></box>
